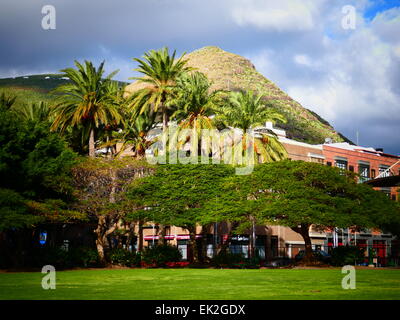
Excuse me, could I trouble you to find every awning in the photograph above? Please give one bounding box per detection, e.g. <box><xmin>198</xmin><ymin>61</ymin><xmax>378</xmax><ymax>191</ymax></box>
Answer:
<box><xmin>365</xmin><ymin>175</ymin><xmax>400</xmax><ymax>187</ymax></box>
<box><xmin>143</xmin><ymin>235</ymin><xmax>203</xmax><ymax>241</ymax></box>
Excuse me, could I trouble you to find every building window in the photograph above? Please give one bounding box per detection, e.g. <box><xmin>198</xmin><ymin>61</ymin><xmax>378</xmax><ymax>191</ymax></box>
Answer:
<box><xmin>308</xmin><ymin>153</ymin><xmax>325</xmax><ymax>164</ymax></box>
<box><xmin>335</xmin><ymin>159</ymin><xmax>347</xmax><ymax>170</ymax></box>
<box><xmin>229</xmin><ymin>235</ymin><xmax>249</xmax><ymax>258</ymax></box>
<box><xmin>379</xmin><ymin>165</ymin><xmax>390</xmax><ymax>178</ymax></box>
<box><xmin>335</xmin><ymin>159</ymin><xmax>347</xmax><ymax>174</ymax></box>
<box><xmin>310</xmin><ymin>157</ymin><xmax>324</xmax><ymax>164</ymax></box>
<box><xmin>177</xmin><ymin>240</ymin><xmax>188</xmax><ymax>260</ymax></box>
<box><xmin>358</xmin><ymin>164</ymin><xmax>370</xmax><ymax>182</ymax></box>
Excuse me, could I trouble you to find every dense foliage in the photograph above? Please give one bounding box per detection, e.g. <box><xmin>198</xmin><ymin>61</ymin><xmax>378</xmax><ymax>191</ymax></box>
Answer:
<box><xmin>0</xmin><ymin>52</ymin><xmax>398</xmax><ymax>270</ymax></box>
<box><xmin>141</xmin><ymin>244</ymin><xmax>182</xmax><ymax>267</ymax></box>
<box><xmin>0</xmin><ymin>105</ymin><xmax>79</xmax><ymax>225</ymax></box>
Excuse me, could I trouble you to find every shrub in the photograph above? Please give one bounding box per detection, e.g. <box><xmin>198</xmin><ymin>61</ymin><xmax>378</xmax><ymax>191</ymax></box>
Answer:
<box><xmin>165</xmin><ymin>261</ymin><xmax>190</xmax><ymax>268</ymax></box>
<box><xmin>34</xmin><ymin>247</ymin><xmax>70</xmax><ymax>268</ymax></box>
<box><xmin>211</xmin><ymin>251</ymin><xmax>244</xmax><ymax>268</ymax></box>
<box><xmin>330</xmin><ymin>246</ymin><xmax>366</xmax><ymax>266</ymax></box>
<box><xmin>68</xmin><ymin>247</ymin><xmax>100</xmax><ymax>268</ymax></box>
<box><xmin>108</xmin><ymin>248</ymin><xmax>141</xmax><ymax>267</ymax></box>
<box><xmin>141</xmin><ymin>244</ymin><xmax>182</xmax><ymax>267</ymax></box>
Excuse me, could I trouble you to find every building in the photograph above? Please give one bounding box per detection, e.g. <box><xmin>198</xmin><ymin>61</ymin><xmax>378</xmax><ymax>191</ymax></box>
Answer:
<box><xmin>320</xmin><ymin>141</ymin><xmax>400</xmax><ymax>265</ymax></box>
<box><xmin>126</xmin><ymin>122</ymin><xmax>399</xmax><ymax>265</ymax></box>
<box><xmin>322</xmin><ymin>142</ymin><xmax>400</xmax><ymax>199</ymax></box>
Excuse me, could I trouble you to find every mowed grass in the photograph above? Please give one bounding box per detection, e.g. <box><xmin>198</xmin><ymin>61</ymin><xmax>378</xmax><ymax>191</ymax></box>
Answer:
<box><xmin>0</xmin><ymin>268</ymin><xmax>399</xmax><ymax>300</ymax></box>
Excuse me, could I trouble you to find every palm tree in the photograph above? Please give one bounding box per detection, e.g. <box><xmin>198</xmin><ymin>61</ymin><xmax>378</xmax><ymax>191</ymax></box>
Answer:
<box><xmin>0</xmin><ymin>92</ymin><xmax>17</xmax><ymax>110</ymax></box>
<box><xmin>116</xmin><ymin>110</ymin><xmax>157</xmax><ymax>158</ymax></box>
<box><xmin>128</xmin><ymin>47</ymin><xmax>192</xmax><ymax>131</ymax></box>
<box><xmin>216</xmin><ymin>90</ymin><xmax>288</xmax><ymax>163</ymax></box>
<box><xmin>168</xmin><ymin>72</ymin><xmax>223</xmax><ymax>154</ymax></box>
<box><xmin>97</xmin><ymin>81</ymin><xmax>128</xmax><ymax>157</ymax></box>
<box><xmin>16</xmin><ymin>101</ymin><xmax>51</xmax><ymax>123</ymax></box>
<box><xmin>50</xmin><ymin>60</ymin><xmax>123</xmax><ymax>157</ymax></box>
<box><xmin>170</xmin><ymin>71</ymin><xmax>221</xmax><ymax>130</ymax></box>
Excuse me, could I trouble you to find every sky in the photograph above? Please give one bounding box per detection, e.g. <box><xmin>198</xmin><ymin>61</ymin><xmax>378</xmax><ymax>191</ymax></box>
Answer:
<box><xmin>1</xmin><ymin>0</ymin><xmax>399</xmax><ymax>154</ymax></box>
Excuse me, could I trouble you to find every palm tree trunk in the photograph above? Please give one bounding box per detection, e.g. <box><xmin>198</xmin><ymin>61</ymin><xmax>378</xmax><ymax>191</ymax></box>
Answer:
<box><xmin>162</xmin><ymin>108</ymin><xmax>169</xmax><ymax>132</ymax></box>
<box><xmin>89</xmin><ymin>128</ymin><xmax>95</xmax><ymax>158</ymax></box>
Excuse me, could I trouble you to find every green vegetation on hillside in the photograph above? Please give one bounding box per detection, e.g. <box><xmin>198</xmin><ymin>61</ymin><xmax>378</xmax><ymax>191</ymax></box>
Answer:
<box><xmin>0</xmin><ymin>74</ymin><xmax>127</xmax><ymax>110</ymax></box>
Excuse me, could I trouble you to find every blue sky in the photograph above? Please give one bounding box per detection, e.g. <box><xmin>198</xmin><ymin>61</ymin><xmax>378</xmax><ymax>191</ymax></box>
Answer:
<box><xmin>1</xmin><ymin>0</ymin><xmax>399</xmax><ymax>154</ymax></box>
<box><xmin>364</xmin><ymin>0</ymin><xmax>399</xmax><ymax>19</ymax></box>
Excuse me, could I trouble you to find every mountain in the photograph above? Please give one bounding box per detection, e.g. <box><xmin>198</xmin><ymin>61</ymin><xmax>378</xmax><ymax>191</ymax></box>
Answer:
<box><xmin>0</xmin><ymin>74</ymin><xmax>69</xmax><ymax>108</ymax></box>
<box><xmin>125</xmin><ymin>46</ymin><xmax>349</xmax><ymax>144</ymax></box>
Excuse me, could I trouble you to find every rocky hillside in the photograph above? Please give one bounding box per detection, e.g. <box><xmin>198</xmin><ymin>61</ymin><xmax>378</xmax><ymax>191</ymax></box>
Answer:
<box><xmin>125</xmin><ymin>46</ymin><xmax>349</xmax><ymax>144</ymax></box>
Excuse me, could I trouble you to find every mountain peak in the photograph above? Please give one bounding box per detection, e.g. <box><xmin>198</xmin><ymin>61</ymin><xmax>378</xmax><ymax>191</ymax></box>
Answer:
<box><xmin>125</xmin><ymin>47</ymin><xmax>346</xmax><ymax>144</ymax></box>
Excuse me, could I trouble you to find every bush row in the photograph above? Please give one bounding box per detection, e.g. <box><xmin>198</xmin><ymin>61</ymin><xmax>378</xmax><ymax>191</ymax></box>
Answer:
<box><xmin>30</xmin><ymin>244</ymin><xmax>183</xmax><ymax>269</ymax></box>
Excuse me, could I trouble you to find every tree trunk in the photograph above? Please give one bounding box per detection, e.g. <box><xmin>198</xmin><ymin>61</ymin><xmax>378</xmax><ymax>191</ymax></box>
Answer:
<box><xmin>95</xmin><ymin>216</ymin><xmax>107</xmax><ymax>264</ymax></box>
<box><xmin>162</xmin><ymin>109</ymin><xmax>169</xmax><ymax>132</ymax></box>
<box><xmin>188</xmin><ymin>227</ymin><xmax>198</xmax><ymax>263</ymax></box>
<box><xmin>95</xmin><ymin>237</ymin><xmax>106</xmax><ymax>263</ymax></box>
<box><xmin>95</xmin><ymin>215</ymin><xmax>118</xmax><ymax>265</ymax></box>
<box><xmin>89</xmin><ymin>128</ymin><xmax>95</xmax><ymax>158</ymax></box>
<box><xmin>138</xmin><ymin>221</ymin><xmax>144</xmax><ymax>252</ymax></box>
<box><xmin>159</xmin><ymin>225</ymin><xmax>166</xmax><ymax>245</ymax></box>
<box><xmin>200</xmin><ymin>225</ymin><xmax>208</xmax><ymax>263</ymax></box>
<box><xmin>299</xmin><ymin>224</ymin><xmax>314</xmax><ymax>264</ymax></box>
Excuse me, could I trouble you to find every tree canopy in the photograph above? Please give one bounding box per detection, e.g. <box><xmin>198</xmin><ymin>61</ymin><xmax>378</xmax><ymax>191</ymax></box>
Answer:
<box><xmin>0</xmin><ymin>104</ymin><xmax>80</xmax><ymax>230</ymax></box>
<box><xmin>222</xmin><ymin>160</ymin><xmax>400</xmax><ymax>261</ymax></box>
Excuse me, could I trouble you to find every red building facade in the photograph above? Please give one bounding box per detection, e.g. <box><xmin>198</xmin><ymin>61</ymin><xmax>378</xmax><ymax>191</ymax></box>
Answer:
<box><xmin>322</xmin><ymin>142</ymin><xmax>400</xmax><ymax>200</ymax></box>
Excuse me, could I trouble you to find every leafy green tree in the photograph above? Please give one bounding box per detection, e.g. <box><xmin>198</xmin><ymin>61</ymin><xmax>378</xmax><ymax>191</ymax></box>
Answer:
<box><xmin>226</xmin><ymin>160</ymin><xmax>400</xmax><ymax>263</ymax></box>
<box><xmin>216</xmin><ymin>90</ymin><xmax>288</xmax><ymax>163</ymax></box>
<box><xmin>0</xmin><ymin>106</ymin><xmax>77</xmax><ymax>199</ymax></box>
<box><xmin>71</xmin><ymin>157</ymin><xmax>154</xmax><ymax>263</ymax></box>
<box><xmin>127</xmin><ymin>164</ymin><xmax>236</xmax><ymax>262</ymax></box>
<box><xmin>51</xmin><ymin>60</ymin><xmax>123</xmax><ymax>157</ymax></box>
<box><xmin>0</xmin><ymin>189</ymin><xmax>42</xmax><ymax>231</ymax></box>
<box><xmin>128</xmin><ymin>47</ymin><xmax>192</xmax><ymax>131</ymax></box>
<box><xmin>0</xmin><ymin>106</ymin><xmax>83</xmax><ymax>267</ymax></box>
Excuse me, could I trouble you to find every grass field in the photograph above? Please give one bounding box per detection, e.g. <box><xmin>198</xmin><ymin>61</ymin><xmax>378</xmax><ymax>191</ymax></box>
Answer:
<box><xmin>0</xmin><ymin>268</ymin><xmax>399</xmax><ymax>300</ymax></box>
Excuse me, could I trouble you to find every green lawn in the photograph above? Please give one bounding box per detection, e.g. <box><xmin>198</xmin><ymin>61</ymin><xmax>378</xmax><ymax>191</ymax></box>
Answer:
<box><xmin>0</xmin><ymin>268</ymin><xmax>399</xmax><ymax>300</ymax></box>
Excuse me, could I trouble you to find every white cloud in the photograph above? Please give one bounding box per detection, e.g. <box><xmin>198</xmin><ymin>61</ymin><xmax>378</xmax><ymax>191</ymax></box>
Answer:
<box><xmin>245</xmin><ymin>3</ymin><xmax>400</xmax><ymax>152</ymax></box>
<box><xmin>293</xmin><ymin>54</ymin><xmax>313</xmax><ymax>67</ymax></box>
<box><xmin>231</xmin><ymin>0</ymin><xmax>324</xmax><ymax>31</ymax></box>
